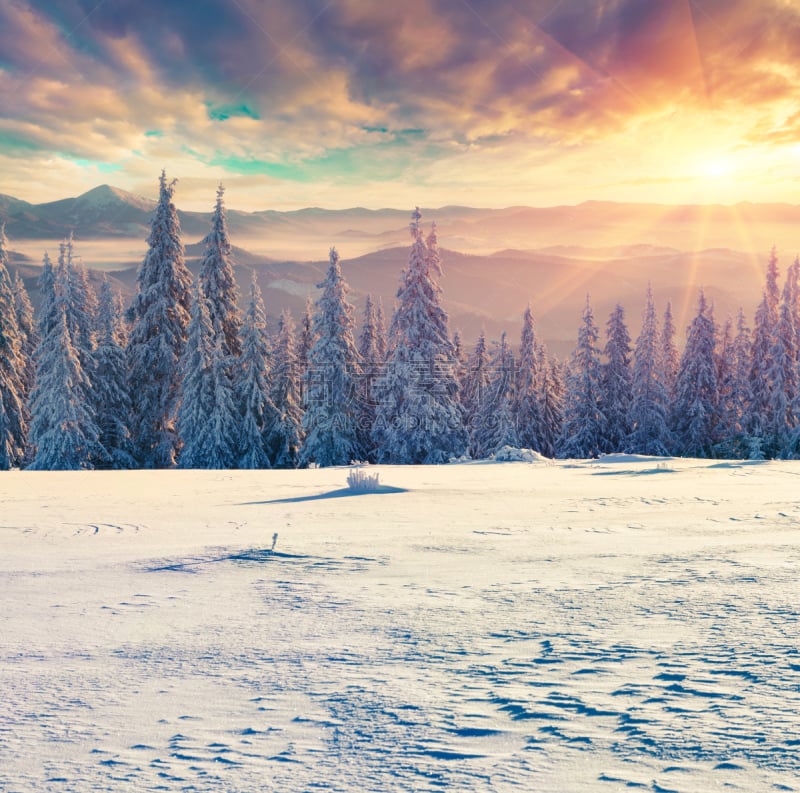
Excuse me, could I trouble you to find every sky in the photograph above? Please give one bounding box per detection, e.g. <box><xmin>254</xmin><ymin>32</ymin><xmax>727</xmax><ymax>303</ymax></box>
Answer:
<box><xmin>1</xmin><ymin>0</ymin><xmax>799</xmax><ymax>211</ymax></box>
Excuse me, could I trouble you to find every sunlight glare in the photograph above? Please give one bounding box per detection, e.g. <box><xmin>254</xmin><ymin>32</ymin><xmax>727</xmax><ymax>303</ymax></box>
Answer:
<box><xmin>699</xmin><ymin>156</ymin><xmax>736</xmax><ymax>180</ymax></box>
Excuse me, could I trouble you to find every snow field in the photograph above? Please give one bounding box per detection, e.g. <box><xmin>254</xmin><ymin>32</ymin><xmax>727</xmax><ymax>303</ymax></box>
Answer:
<box><xmin>1</xmin><ymin>457</ymin><xmax>799</xmax><ymax>792</ymax></box>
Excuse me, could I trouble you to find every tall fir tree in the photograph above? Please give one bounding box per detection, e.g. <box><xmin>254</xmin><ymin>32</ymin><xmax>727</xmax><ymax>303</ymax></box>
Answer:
<box><xmin>126</xmin><ymin>171</ymin><xmax>192</xmax><ymax>467</ymax></box>
<box><xmin>28</xmin><ymin>306</ymin><xmax>100</xmax><ymax>470</ymax></box>
<box><xmin>373</xmin><ymin>211</ymin><xmax>467</xmax><ymax>463</ymax></box>
<box><xmin>724</xmin><ymin>308</ymin><xmax>754</xmax><ymax>457</ymax></box>
<box><xmin>714</xmin><ymin>316</ymin><xmax>736</xmax><ymax>454</ymax></box>
<box><xmin>601</xmin><ymin>304</ymin><xmax>633</xmax><ymax>452</ymax></box>
<box><xmin>357</xmin><ymin>294</ymin><xmax>383</xmax><ymax>461</ymax></box>
<box><xmin>298</xmin><ymin>296</ymin><xmax>314</xmax><ymax>380</ymax></box>
<box><xmin>514</xmin><ymin>305</ymin><xmax>545</xmax><ymax>453</ymax></box>
<box><xmin>12</xmin><ymin>270</ymin><xmax>37</xmax><ymax>403</ymax></box>
<box><xmin>474</xmin><ymin>332</ymin><xmax>518</xmax><ymax>456</ymax></box>
<box><xmin>199</xmin><ymin>184</ymin><xmax>241</xmax><ymax>358</ymax></box>
<box><xmin>300</xmin><ymin>248</ymin><xmax>363</xmax><ymax>467</ymax></box>
<box><xmin>37</xmin><ymin>252</ymin><xmax>58</xmax><ymax>339</ymax></box>
<box><xmin>57</xmin><ymin>235</ymin><xmax>101</xmax><ymax>465</ymax></box>
<box><xmin>93</xmin><ymin>277</ymin><xmax>135</xmax><ymax>469</ymax></box>
<box><xmin>767</xmin><ymin>268</ymin><xmax>799</xmax><ymax>456</ymax></box>
<box><xmin>177</xmin><ymin>283</ymin><xmax>214</xmax><ymax>467</ymax></box>
<box><xmin>671</xmin><ymin>290</ymin><xmax>720</xmax><ymax>457</ymax></box>
<box><xmin>375</xmin><ymin>297</ymin><xmax>388</xmax><ymax>362</ymax></box>
<box><xmin>452</xmin><ymin>329</ymin><xmax>467</xmax><ymax>388</ymax></box>
<box><xmin>269</xmin><ymin>309</ymin><xmax>304</xmax><ymax>468</ymax></box>
<box><xmin>177</xmin><ymin>284</ymin><xmax>239</xmax><ymax>469</ymax></box>
<box><xmin>558</xmin><ymin>296</ymin><xmax>605</xmax><ymax>458</ymax></box>
<box><xmin>660</xmin><ymin>301</ymin><xmax>679</xmax><ymax>400</ymax></box>
<box><xmin>748</xmin><ymin>247</ymin><xmax>780</xmax><ymax>439</ymax></box>
<box><xmin>538</xmin><ymin>353</ymin><xmax>564</xmax><ymax>459</ymax></box>
<box><xmin>788</xmin><ymin>257</ymin><xmax>800</xmax><ymax>350</ymax></box>
<box><xmin>628</xmin><ymin>286</ymin><xmax>670</xmax><ymax>455</ymax></box>
<box><xmin>59</xmin><ymin>234</ymin><xmax>98</xmax><ymax>375</ymax></box>
<box><xmin>462</xmin><ymin>330</ymin><xmax>491</xmax><ymax>457</ymax></box>
<box><xmin>236</xmin><ymin>274</ymin><xmax>278</xmax><ymax>469</ymax></box>
<box><xmin>358</xmin><ymin>294</ymin><xmax>383</xmax><ymax>366</ymax></box>
<box><xmin>0</xmin><ymin>223</ymin><xmax>27</xmax><ymax>468</ymax></box>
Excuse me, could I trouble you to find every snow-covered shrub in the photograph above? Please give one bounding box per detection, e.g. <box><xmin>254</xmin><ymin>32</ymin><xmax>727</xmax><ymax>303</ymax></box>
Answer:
<box><xmin>492</xmin><ymin>445</ymin><xmax>551</xmax><ymax>463</ymax></box>
<box><xmin>347</xmin><ymin>468</ymin><xmax>381</xmax><ymax>491</ymax></box>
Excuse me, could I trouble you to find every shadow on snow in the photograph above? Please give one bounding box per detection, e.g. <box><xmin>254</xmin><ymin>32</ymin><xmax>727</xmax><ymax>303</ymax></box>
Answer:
<box><xmin>239</xmin><ymin>485</ymin><xmax>408</xmax><ymax>505</ymax></box>
<box><xmin>146</xmin><ymin>548</ymin><xmax>314</xmax><ymax>573</ymax></box>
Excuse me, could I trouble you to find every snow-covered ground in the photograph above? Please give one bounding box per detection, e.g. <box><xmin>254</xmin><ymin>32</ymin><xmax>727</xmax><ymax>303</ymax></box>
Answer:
<box><xmin>2</xmin><ymin>457</ymin><xmax>799</xmax><ymax>792</ymax></box>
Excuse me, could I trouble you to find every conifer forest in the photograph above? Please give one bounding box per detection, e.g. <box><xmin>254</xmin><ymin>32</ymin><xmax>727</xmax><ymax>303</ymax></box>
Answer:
<box><xmin>2</xmin><ymin>172</ymin><xmax>799</xmax><ymax>471</ymax></box>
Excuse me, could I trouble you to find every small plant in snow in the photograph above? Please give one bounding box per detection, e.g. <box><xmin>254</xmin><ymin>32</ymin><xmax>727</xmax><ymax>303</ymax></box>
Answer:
<box><xmin>271</xmin><ymin>532</ymin><xmax>278</xmax><ymax>552</ymax></box>
<box><xmin>347</xmin><ymin>467</ymin><xmax>381</xmax><ymax>491</ymax></box>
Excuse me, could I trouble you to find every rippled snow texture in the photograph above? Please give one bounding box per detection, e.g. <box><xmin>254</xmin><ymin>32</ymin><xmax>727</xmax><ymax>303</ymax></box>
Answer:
<box><xmin>1</xmin><ymin>458</ymin><xmax>799</xmax><ymax>792</ymax></box>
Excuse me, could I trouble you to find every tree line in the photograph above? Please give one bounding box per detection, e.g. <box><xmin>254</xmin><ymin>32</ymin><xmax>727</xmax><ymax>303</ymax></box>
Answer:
<box><xmin>0</xmin><ymin>172</ymin><xmax>798</xmax><ymax>469</ymax></box>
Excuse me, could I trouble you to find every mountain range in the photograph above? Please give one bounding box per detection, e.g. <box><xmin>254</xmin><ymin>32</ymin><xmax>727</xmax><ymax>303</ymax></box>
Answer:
<box><xmin>3</xmin><ymin>184</ymin><xmax>797</xmax><ymax>355</ymax></box>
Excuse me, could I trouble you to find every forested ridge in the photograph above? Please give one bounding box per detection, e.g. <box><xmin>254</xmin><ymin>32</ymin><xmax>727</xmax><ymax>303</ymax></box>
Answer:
<box><xmin>2</xmin><ymin>173</ymin><xmax>798</xmax><ymax>470</ymax></box>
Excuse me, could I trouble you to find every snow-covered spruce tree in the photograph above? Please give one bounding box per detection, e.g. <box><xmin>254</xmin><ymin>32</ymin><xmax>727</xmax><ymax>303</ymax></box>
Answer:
<box><xmin>452</xmin><ymin>329</ymin><xmax>467</xmax><ymax>389</ymax></box>
<box><xmin>0</xmin><ymin>224</ymin><xmax>27</xmax><ymax>468</ymax></box>
<box><xmin>788</xmin><ymin>257</ymin><xmax>800</xmax><ymax>346</ymax></box>
<box><xmin>177</xmin><ymin>284</ymin><xmax>239</xmax><ymax>469</ymax></box>
<box><xmin>37</xmin><ymin>252</ymin><xmax>57</xmax><ymax>339</ymax></box>
<box><xmin>767</xmin><ymin>269</ymin><xmax>799</xmax><ymax>456</ymax></box>
<box><xmin>375</xmin><ymin>297</ymin><xmax>388</xmax><ymax>362</ymax></box>
<box><xmin>199</xmin><ymin>184</ymin><xmax>241</xmax><ymax>358</ymax></box>
<box><xmin>714</xmin><ymin>316</ymin><xmax>736</xmax><ymax>455</ymax></box>
<box><xmin>126</xmin><ymin>171</ymin><xmax>192</xmax><ymax>468</ymax></box>
<box><xmin>357</xmin><ymin>294</ymin><xmax>383</xmax><ymax>461</ymax></box>
<box><xmin>747</xmin><ymin>247</ymin><xmax>780</xmax><ymax>441</ymax></box>
<box><xmin>538</xmin><ymin>353</ymin><xmax>564</xmax><ymax>459</ymax></box>
<box><xmin>55</xmin><ymin>235</ymin><xmax>102</xmax><ymax>465</ymax></box>
<box><xmin>236</xmin><ymin>274</ymin><xmax>278</xmax><ymax>469</ymax></box>
<box><xmin>112</xmin><ymin>288</ymin><xmax>130</xmax><ymax>347</ymax></box>
<box><xmin>28</xmin><ymin>305</ymin><xmax>100</xmax><ymax>470</ymax></box>
<box><xmin>372</xmin><ymin>211</ymin><xmax>467</xmax><ymax>463</ymax></box>
<box><xmin>660</xmin><ymin>301</ymin><xmax>679</xmax><ymax>400</ymax></box>
<box><xmin>514</xmin><ymin>304</ymin><xmax>545</xmax><ymax>453</ymax></box>
<box><xmin>298</xmin><ymin>296</ymin><xmax>314</xmax><ymax>380</ymax></box>
<box><xmin>462</xmin><ymin>330</ymin><xmax>491</xmax><ymax>457</ymax></box>
<box><xmin>176</xmin><ymin>284</ymin><xmax>212</xmax><ymax>467</ymax></box>
<box><xmin>92</xmin><ymin>277</ymin><xmax>135</xmax><ymax>469</ymax></box>
<box><xmin>269</xmin><ymin>309</ymin><xmax>304</xmax><ymax>468</ymax></box>
<box><xmin>671</xmin><ymin>290</ymin><xmax>719</xmax><ymax>457</ymax></box>
<box><xmin>12</xmin><ymin>270</ymin><xmax>37</xmax><ymax>394</ymax></box>
<box><xmin>719</xmin><ymin>308</ymin><xmax>753</xmax><ymax>457</ymax></box>
<box><xmin>601</xmin><ymin>304</ymin><xmax>632</xmax><ymax>452</ymax></box>
<box><xmin>628</xmin><ymin>286</ymin><xmax>670</xmax><ymax>456</ymax></box>
<box><xmin>300</xmin><ymin>247</ymin><xmax>362</xmax><ymax>467</ymax></box>
<box><xmin>358</xmin><ymin>294</ymin><xmax>383</xmax><ymax>367</ymax></box>
<box><xmin>59</xmin><ymin>234</ymin><xmax>98</xmax><ymax>375</ymax></box>
<box><xmin>558</xmin><ymin>296</ymin><xmax>605</xmax><ymax>459</ymax></box>
<box><xmin>785</xmin><ymin>258</ymin><xmax>800</xmax><ymax>456</ymax></box>
<box><xmin>474</xmin><ymin>332</ymin><xmax>518</xmax><ymax>457</ymax></box>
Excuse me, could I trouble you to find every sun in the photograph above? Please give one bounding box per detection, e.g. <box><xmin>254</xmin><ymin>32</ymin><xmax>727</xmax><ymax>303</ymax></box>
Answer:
<box><xmin>698</xmin><ymin>156</ymin><xmax>737</xmax><ymax>181</ymax></box>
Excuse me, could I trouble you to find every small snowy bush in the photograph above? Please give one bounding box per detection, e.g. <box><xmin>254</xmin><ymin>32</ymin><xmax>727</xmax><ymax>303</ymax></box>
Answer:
<box><xmin>491</xmin><ymin>445</ymin><xmax>550</xmax><ymax>464</ymax></box>
<box><xmin>347</xmin><ymin>468</ymin><xmax>381</xmax><ymax>491</ymax></box>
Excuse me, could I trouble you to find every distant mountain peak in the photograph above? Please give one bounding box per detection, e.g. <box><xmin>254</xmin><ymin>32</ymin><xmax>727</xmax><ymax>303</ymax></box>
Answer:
<box><xmin>76</xmin><ymin>184</ymin><xmax>154</xmax><ymax>211</ymax></box>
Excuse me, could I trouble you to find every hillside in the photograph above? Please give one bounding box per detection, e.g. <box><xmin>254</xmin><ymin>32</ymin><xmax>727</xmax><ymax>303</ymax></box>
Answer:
<box><xmin>3</xmin><ymin>460</ymin><xmax>799</xmax><ymax>791</ymax></box>
<box><xmin>3</xmin><ymin>184</ymin><xmax>800</xmax><ymax>256</ymax></box>
<box><xmin>3</xmin><ymin>184</ymin><xmax>793</xmax><ymax>354</ymax></box>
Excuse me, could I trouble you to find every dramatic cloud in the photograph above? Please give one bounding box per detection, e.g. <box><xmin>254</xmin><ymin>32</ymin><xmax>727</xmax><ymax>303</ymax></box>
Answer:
<box><xmin>0</xmin><ymin>0</ymin><xmax>799</xmax><ymax>209</ymax></box>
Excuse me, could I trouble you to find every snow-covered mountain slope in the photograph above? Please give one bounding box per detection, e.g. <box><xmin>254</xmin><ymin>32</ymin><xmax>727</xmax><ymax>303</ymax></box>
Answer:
<box><xmin>3</xmin><ymin>185</ymin><xmax>800</xmax><ymax>256</ymax></box>
<box><xmin>2</xmin><ymin>457</ymin><xmax>798</xmax><ymax>791</ymax></box>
